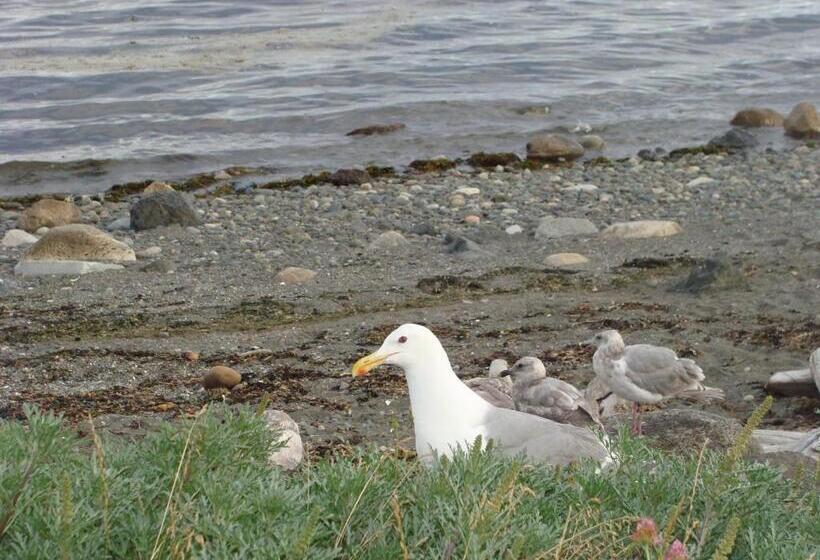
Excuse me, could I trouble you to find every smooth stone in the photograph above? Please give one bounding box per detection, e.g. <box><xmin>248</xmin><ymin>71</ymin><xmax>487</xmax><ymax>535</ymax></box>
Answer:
<box><xmin>600</xmin><ymin>220</ymin><xmax>682</xmax><ymax>239</ymax></box>
<box><xmin>454</xmin><ymin>186</ymin><xmax>480</xmax><ymax>196</ymax></box>
<box><xmin>329</xmin><ymin>168</ymin><xmax>370</xmax><ymax>186</ymax></box>
<box><xmin>263</xmin><ymin>409</ymin><xmax>304</xmax><ymax>471</ymax></box>
<box><xmin>730</xmin><ymin>107</ymin><xmax>784</xmax><ymax>127</ymax></box>
<box><xmin>687</xmin><ymin>176</ymin><xmax>715</xmax><ymax>188</ymax></box>
<box><xmin>766</xmin><ymin>368</ymin><xmax>818</xmax><ymax>398</ymax></box>
<box><xmin>213</xmin><ymin>170</ymin><xmax>232</xmax><ymax>180</ymax></box>
<box><xmin>605</xmin><ymin>409</ymin><xmax>759</xmax><ymax>456</ymax></box>
<box><xmin>18</xmin><ymin>199</ymin><xmax>81</xmax><ymax>233</ymax></box>
<box><xmin>463</xmin><ymin>214</ymin><xmax>481</xmax><ymax>225</ymax></box>
<box><xmin>14</xmin><ymin>260</ymin><xmax>125</xmax><ymax>277</ymax></box>
<box><xmin>346</xmin><ymin>123</ymin><xmax>405</xmax><ymax>136</ymax></box>
<box><xmin>671</xmin><ymin>257</ymin><xmax>748</xmax><ymax>293</ymax></box>
<box><xmin>488</xmin><ymin>359</ymin><xmax>509</xmax><ymax>377</ymax></box>
<box><xmin>107</xmin><ymin>216</ymin><xmax>131</xmax><ymax>231</ymax></box>
<box><xmin>143</xmin><ymin>181</ymin><xmax>175</xmax><ymax>195</ymax></box>
<box><xmin>35</xmin><ymin>227</ymin><xmax>50</xmax><ymax>235</ymax></box>
<box><xmin>449</xmin><ymin>194</ymin><xmax>466</xmax><ymax>207</ymax></box>
<box><xmin>526</xmin><ymin>134</ymin><xmax>585</xmax><ymax>161</ymax></box>
<box><xmin>708</xmin><ymin>129</ymin><xmax>757</xmax><ymax>149</ymax></box>
<box><xmin>130</xmin><ymin>191</ymin><xmax>201</xmax><ymax>231</ymax></box>
<box><xmin>275</xmin><ymin>267</ymin><xmax>317</xmax><ymax>285</ymax></box>
<box><xmin>202</xmin><ymin>366</ymin><xmax>242</xmax><ymax>389</ymax></box>
<box><xmin>22</xmin><ymin>224</ymin><xmax>135</xmax><ymax>262</ymax></box>
<box><xmin>563</xmin><ymin>183</ymin><xmax>598</xmax><ymax>193</ymax></box>
<box><xmin>183</xmin><ymin>351</ymin><xmax>200</xmax><ymax>362</ymax></box>
<box><xmin>543</xmin><ymin>252</ymin><xmax>589</xmax><ymax>268</ymax></box>
<box><xmin>136</xmin><ymin>246</ymin><xmax>162</xmax><ymax>258</ymax></box>
<box><xmin>784</xmin><ymin>101</ymin><xmax>820</xmax><ymax>139</ymax></box>
<box><xmin>369</xmin><ymin>230</ymin><xmax>408</xmax><ymax>250</ymax></box>
<box><xmin>2</xmin><ymin>229</ymin><xmax>38</xmax><ymax>248</ymax></box>
<box><xmin>579</xmin><ymin>134</ymin><xmax>606</xmax><ymax>150</ymax></box>
<box><xmin>535</xmin><ymin>216</ymin><xmax>598</xmax><ymax>239</ymax></box>
<box><xmin>505</xmin><ymin>224</ymin><xmax>523</xmax><ymax>235</ymax></box>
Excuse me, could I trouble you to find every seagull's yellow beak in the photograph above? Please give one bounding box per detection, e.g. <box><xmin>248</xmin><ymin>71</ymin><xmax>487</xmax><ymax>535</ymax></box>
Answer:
<box><xmin>351</xmin><ymin>352</ymin><xmax>394</xmax><ymax>377</ymax></box>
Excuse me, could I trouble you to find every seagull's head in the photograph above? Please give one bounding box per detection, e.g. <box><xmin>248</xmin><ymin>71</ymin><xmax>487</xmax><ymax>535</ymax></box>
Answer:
<box><xmin>351</xmin><ymin>323</ymin><xmax>447</xmax><ymax>377</ymax></box>
<box><xmin>500</xmin><ymin>356</ymin><xmax>546</xmax><ymax>382</ymax></box>
<box><xmin>586</xmin><ymin>330</ymin><xmax>624</xmax><ymax>350</ymax></box>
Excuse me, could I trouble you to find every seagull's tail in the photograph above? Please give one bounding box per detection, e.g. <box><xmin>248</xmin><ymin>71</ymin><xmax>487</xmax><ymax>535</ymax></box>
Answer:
<box><xmin>678</xmin><ymin>385</ymin><xmax>725</xmax><ymax>402</ymax></box>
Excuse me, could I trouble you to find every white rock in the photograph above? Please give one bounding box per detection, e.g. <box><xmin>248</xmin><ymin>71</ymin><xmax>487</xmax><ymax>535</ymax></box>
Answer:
<box><xmin>544</xmin><ymin>252</ymin><xmax>590</xmax><ymax>268</ymax></box>
<box><xmin>599</xmin><ymin>220</ymin><xmax>683</xmax><ymax>239</ymax></box>
<box><xmin>494</xmin><ymin>165</ymin><xmax>504</xmax><ymax>173</ymax></box>
<box><xmin>505</xmin><ymin>225</ymin><xmax>523</xmax><ymax>235</ymax></box>
<box><xmin>214</xmin><ymin>170</ymin><xmax>232</xmax><ymax>180</ymax></box>
<box><xmin>2</xmin><ymin>229</ymin><xmax>38</xmax><ymax>248</ymax></box>
<box><xmin>14</xmin><ymin>260</ymin><xmax>125</xmax><ymax>277</ymax></box>
<box><xmin>263</xmin><ymin>409</ymin><xmax>304</xmax><ymax>471</ymax></box>
<box><xmin>687</xmin><ymin>177</ymin><xmax>716</xmax><ymax>188</ymax></box>
<box><xmin>563</xmin><ymin>183</ymin><xmax>599</xmax><ymax>193</ymax></box>
<box><xmin>488</xmin><ymin>359</ymin><xmax>509</xmax><ymax>377</ymax></box>
<box><xmin>136</xmin><ymin>246</ymin><xmax>162</xmax><ymax>258</ymax></box>
<box><xmin>535</xmin><ymin>216</ymin><xmax>598</xmax><ymax>239</ymax></box>
<box><xmin>35</xmin><ymin>227</ymin><xmax>50</xmax><ymax>236</ymax></box>
<box><xmin>369</xmin><ymin>230</ymin><xmax>408</xmax><ymax>250</ymax></box>
<box><xmin>766</xmin><ymin>368</ymin><xmax>818</xmax><ymax>397</ymax></box>
<box><xmin>454</xmin><ymin>187</ymin><xmax>481</xmax><ymax>197</ymax></box>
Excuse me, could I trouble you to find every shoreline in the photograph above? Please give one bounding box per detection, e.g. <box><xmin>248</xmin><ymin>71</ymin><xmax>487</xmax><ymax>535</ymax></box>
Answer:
<box><xmin>1</xmin><ymin>141</ymin><xmax>818</xmax><ymax>454</ymax></box>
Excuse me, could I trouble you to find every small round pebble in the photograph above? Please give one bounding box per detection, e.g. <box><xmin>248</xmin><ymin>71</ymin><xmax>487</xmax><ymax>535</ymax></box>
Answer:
<box><xmin>202</xmin><ymin>366</ymin><xmax>242</xmax><ymax>389</ymax></box>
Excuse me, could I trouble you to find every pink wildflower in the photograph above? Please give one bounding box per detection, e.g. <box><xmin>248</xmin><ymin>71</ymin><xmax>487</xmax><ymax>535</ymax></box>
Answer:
<box><xmin>631</xmin><ymin>517</ymin><xmax>661</xmax><ymax>546</ymax></box>
<box><xmin>664</xmin><ymin>539</ymin><xmax>688</xmax><ymax>560</ymax></box>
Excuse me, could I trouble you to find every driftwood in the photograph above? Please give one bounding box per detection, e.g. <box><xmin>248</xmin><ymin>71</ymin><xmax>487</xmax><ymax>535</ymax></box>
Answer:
<box><xmin>754</xmin><ymin>428</ymin><xmax>819</xmax><ymax>460</ymax></box>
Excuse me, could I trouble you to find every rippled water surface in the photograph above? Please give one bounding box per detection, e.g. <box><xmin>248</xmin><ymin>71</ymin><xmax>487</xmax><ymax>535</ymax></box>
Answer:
<box><xmin>1</xmin><ymin>1</ymin><xmax>819</xmax><ymax>195</ymax></box>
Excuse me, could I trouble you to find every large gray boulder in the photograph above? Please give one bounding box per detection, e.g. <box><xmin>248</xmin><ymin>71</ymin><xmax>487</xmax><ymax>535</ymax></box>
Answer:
<box><xmin>130</xmin><ymin>191</ymin><xmax>201</xmax><ymax>230</ymax></box>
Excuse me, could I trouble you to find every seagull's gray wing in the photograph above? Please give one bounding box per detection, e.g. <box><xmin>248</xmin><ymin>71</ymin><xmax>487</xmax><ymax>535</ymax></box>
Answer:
<box><xmin>466</xmin><ymin>376</ymin><xmax>513</xmax><ymax>396</ymax></box>
<box><xmin>623</xmin><ymin>344</ymin><xmax>703</xmax><ymax>396</ymax></box>
<box><xmin>482</xmin><ymin>407</ymin><xmax>610</xmax><ymax>466</ymax></box>
<box><xmin>467</xmin><ymin>379</ymin><xmax>515</xmax><ymax>409</ymax></box>
<box><xmin>515</xmin><ymin>378</ymin><xmax>598</xmax><ymax>426</ymax></box>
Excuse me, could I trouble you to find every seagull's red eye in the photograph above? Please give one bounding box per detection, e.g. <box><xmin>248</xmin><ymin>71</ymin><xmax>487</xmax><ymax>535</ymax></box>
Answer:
<box><xmin>398</xmin><ymin>336</ymin><xmax>407</xmax><ymax>343</ymax></box>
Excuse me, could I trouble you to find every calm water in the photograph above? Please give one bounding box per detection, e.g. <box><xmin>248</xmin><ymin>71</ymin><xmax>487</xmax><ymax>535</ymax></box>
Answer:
<box><xmin>1</xmin><ymin>0</ymin><xmax>819</xmax><ymax>196</ymax></box>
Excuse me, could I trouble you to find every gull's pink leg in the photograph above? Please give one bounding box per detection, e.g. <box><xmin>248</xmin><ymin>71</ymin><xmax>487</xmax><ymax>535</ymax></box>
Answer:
<box><xmin>631</xmin><ymin>402</ymin><xmax>640</xmax><ymax>436</ymax></box>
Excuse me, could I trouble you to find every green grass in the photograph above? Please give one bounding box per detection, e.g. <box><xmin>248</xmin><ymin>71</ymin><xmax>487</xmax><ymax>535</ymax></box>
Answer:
<box><xmin>0</xmin><ymin>404</ymin><xmax>817</xmax><ymax>560</ymax></box>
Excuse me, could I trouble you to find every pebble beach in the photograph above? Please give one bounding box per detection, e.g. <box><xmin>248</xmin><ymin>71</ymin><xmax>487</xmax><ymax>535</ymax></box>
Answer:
<box><xmin>1</xmin><ymin>139</ymin><xmax>818</xmax><ymax>455</ymax></box>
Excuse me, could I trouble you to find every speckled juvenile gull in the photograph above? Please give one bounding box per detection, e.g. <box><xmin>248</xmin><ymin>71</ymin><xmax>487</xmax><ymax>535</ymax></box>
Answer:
<box><xmin>352</xmin><ymin>324</ymin><xmax>612</xmax><ymax>467</ymax></box>
<box><xmin>465</xmin><ymin>358</ymin><xmax>514</xmax><ymax>409</ymax></box>
<box><xmin>588</xmin><ymin>329</ymin><xmax>724</xmax><ymax>435</ymax></box>
<box><xmin>500</xmin><ymin>357</ymin><xmax>599</xmax><ymax>427</ymax></box>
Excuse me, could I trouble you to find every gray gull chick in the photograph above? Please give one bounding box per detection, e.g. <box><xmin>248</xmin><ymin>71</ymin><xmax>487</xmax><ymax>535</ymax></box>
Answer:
<box><xmin>587</xmin><ymin>329</ymin><xmax>724</xmax><ymax>435</ymax></box>
<box><xmin>500</xmin><ymin>357</ymin><xmax>600</xmax><ymax>427</ymax></box>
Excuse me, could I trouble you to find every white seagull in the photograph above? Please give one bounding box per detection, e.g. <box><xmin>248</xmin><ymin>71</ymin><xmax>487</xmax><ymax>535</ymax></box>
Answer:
<box><xmin>352</xmin><ymin>324</ymin><xmax>611</xmax><ymax>467</ymax></box>
<box><xmin>500</xmin><ymin>357</ymin><xmax>600</xmax><ymax>427</ymax></box>
<box><xmin>587</xmin><ymin>329</ymin><xmax>724</xmax><ymax>435</ymax></box>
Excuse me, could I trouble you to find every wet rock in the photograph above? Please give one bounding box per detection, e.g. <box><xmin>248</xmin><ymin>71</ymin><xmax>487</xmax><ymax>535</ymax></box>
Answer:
<box><xmin>107</xmin><ymin>216</ymin><xmax>131</xmax><ymax>231</ymax></box>
<box><xmin>275</xmin><ymin>266</ymin><xmax>317</xmax><ymax>285</ymax></box>
<box><xmin>671</xmin><ymin>257</ymin><xmax>748</xmax><ymax>293</ymax></box>
<box><xmin>730</xmin><ymin>107</ymin><xmax>784</xmax><ymax>127</ymax></box>
<box><xmin>605</xmin><ymin>409</ymin><xmax>759</xmax><ymax>456</ymax></box>
<box><xmin>526</xmin><ymin>134</ymin><xmax>584</xmax><ymax>162</ymax></box>
<box><xmin>707</xmin><ymin>129</ymin><xmax>758</xmax><ymax>150</ymax></box>
<box><xmin>346</xmin><ymin>123</ymin><xmax>406</xmax><ymax>136</ymax></box>
<box><xmin>784</xmin><ymin>101</ymin><xmax>820</xmax><ymax>139</ymax></box>
<box><xmin>443</xmin><ymin>233</ymin><xmax>488</xmax><ymax>258</ymax></box>
<box><xmin>136</xmin><ymin>246</ymin><xmax>162</xmax><ymax>259</ymax></box>
<box><xmin>213</xmin><ymin>170</ymin><xmax>232</xmax><ymax>180</ymax></box>
<box><xmin>22</xmin><ymin>224</ymin><xmax>135</xmax><ymax>263</ymax></box>
<box><xmin>370</xmin><ymin>230</ymin><xmax>408</xmax><ymax>250</ymax></box>
<box><xmin>263</xmin><ymin>409</ymin><xmax>304</xmax><ymax>471</ymax></box>
<box><xmin>130</xmin><ymin>191</ymin><xmax>201</xmax><ymax>230</ymax></box>
<box><xmin>18</xmin><ymin>199</ymin><xmax>81</xmax><ymax>233</ymax></box>
<box><xmin>544</xmin><ymin>252</ymin><xmax>589</xmax><ymax>268</ymax></box>
<box><xmin>579</xmin><ymin>134</ymin><xmax>606</xmax><ymax>151</ymax></box>
<box><xmin>408</xmin><ymin>158</ymin><xmax>457</xmax><ymax>173</ymax></box>
<box><xmin>14</xmin><ymin>260</ymin><xmax>125</xmax><ymax>277</ymax></box>
<box><xmin>143</xmin><ymin>181</ymin><xmax>175</xmax><ymax>195</ymax></box>
<box><xmin>202</xmin><ymin>366</ymin><xmax>242</xmax><ymax>389</ymax></box>
<box><xmin>535</xmin><ymin>216</ymin><xmax>598</xmax><ymax>239</ymax></box>
<box><xmin>765</xmin><ymin>368</ymin><xmax>818</xmax><ymax>398</ymax></box>
<box><xmin>231</xmin><ymin>179</ymin><xmax>256</xmax><ymax>194</ymax></box>
<box><xmin>2</xmin><ymin>229</ymin><xmax>38</xmax><ymax>248</ymax></box>
<box><xmin>637</xmin><ymin>147</ymin><xmax>667</xmax><ymax>161</ymax></box>
<box><xmin>600</xmin><ymin>220</ymin><xmax>682</xmax><ymax>239</ymax></box>
<box><xmin>329</xmin><ymin>168</ymin><xmax>370</xmax><ymax>186</ymax></box>
<box><xmin>467</xmin><ymin>152</ymin><xmax>521</xmax><ymax>168</ymax></box>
